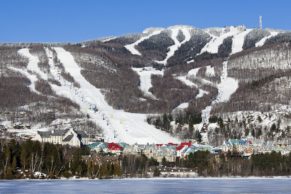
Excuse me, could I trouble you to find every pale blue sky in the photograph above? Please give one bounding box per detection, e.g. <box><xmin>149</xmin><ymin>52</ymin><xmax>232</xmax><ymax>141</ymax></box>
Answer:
<box><xmin>0</xmin><ymin>0</ymin><xmax>290</xmax><ymax>42</ymax></box>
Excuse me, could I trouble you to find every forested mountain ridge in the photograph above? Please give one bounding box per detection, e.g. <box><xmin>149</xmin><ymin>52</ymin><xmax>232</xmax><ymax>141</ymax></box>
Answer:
<box><xmin>1</xmin><ymin>25</ymin><xmax>291</xmax><ymax>144</ymax></box>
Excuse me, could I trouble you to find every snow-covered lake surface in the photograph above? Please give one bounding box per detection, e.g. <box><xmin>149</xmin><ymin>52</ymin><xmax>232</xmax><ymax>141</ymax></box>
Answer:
<box><xmin>1</xmin><ymin>178</ymin><xmax>291</xmax><ymax>194</ymax></box>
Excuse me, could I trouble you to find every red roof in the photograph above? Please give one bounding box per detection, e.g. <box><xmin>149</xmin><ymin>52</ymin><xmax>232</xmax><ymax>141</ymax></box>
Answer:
<box><xmin>176</xmin><ymin>142</ymin><xmax>192</xmax><ymax>151</ymax></box>
<box><xmin>108</xmin><ymin>143</ymin><xmax>123</xmax><ymax>151</ymax></box>
<box><xmin>167</xmin><ymin>142</ymin><xmax>178</xmax><ymax>146</ymax></box>
<box><xmin>156</xmin><ymin>144</ymin><xmax>164</xmax><ymax>147</ymax></box>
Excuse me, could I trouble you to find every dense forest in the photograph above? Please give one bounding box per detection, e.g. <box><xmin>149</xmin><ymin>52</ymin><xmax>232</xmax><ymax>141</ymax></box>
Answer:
<box><xmin>0</xmin><ymin>139</ymin><xmax>121</xmax><ymax>179</ymax></box>
<box><xmin>1</xmin><ymin>139</ymin><xmax>291</xmax><ymax>179</ymax></box>
<box><xmin>175</xmin><ymin>151</ymin><xmax>291</xmax><ymax>177</ymax></box>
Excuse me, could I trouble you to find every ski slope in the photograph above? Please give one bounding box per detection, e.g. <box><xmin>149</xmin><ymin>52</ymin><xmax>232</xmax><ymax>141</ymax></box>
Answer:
<box><xmin>155</xmin><ymin>26</ymin><xmax>192</xmax><ymax>65</ymax></box>
<box><xmin>176</xmin><ymin>75</ymin><xmax>197</xmax><ymax>88</ymax></box>
<box><xmin>9</xmin><ymin>48</ymin><xmax>48</xmax><ymax>94</ymax></box>
<box><xmin>256</xmin><ymin>31</ymin><xmax>279</xmax><ymax>47</ymax></box>
<box><xmin>50</xmin><ymin>47</ymin><xmax>179</xmax><ymax>144</ymax></box>
<box><xmin>8</xmin><ymin>67</ymin><xmax>40</xmax><ymax>94</ymax></box>
<box><xmin>231</xmin><ymin>29</ymin><xmax>252</xmax><ymax>54</ymax></box>
<box><xmin>18</xmin><ymin>48</ymin><xmax>48</xmax><ymax>80</ymax></box>
<box><xmin>201</xmin><ymin>61</ymin><xmax>238</xmax><ymax>123</ymax></box>
<box><xmin>200</xmin><ymin>26</ymin><xmax>246</xmax><ymax>54</ymax></box>
<box><xmin>132</xmin><ymin>67</ymin><xmax>163</xmax><ymax>99</ymax></box>
<box><xmin>125</xmin><ymin>28</ymin><xmax>163</xmax><ymax>56</ymax></box>
<box><xmin>10</xmin><ymin>47</ymin><xmax>179</xmax><ymax>144</ymax></box>
<box><xmin>215</xmin><ymin>61</ymin><xmax>239</xmax><ymax>102</ymax></box>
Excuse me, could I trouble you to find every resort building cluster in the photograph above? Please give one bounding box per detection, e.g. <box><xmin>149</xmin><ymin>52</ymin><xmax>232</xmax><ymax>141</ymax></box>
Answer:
<box><xmin>2</xmin><ymin>124</ymin><xmax>291</xmax><ymax>161</ymax></box>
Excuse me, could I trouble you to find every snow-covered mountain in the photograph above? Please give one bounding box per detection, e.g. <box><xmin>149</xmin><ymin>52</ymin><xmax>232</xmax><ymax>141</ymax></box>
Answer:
<box><xmin>1</xmin><ymin>25</ymin><xmax>291</xmax><ymax>144</ymax></box>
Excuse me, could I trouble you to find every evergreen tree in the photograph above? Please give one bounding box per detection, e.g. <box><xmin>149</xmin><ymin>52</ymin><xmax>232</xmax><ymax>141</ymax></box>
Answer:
<box><xmin>153</xmin><ymin>167</ymin><xmax>160</xmax><ymax>177</ymax></box>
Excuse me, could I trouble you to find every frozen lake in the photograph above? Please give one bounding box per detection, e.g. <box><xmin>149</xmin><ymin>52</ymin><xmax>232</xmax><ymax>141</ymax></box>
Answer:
<box><xmin>1</xmin><ymin>178</ymin><xmax>291</xmax><ymax>194</ymax></box>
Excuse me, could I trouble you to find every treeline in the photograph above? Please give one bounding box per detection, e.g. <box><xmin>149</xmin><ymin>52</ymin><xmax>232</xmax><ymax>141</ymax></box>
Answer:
<box><xmin>0</xmin><ymin>139</ymin><xmax>121</xmax><ymax>179</ymax></box>
<box><xmin>121</xmin><ymin>154</ymin><xmax>159</xmax><ymax>178</ymax></box>
<box><xmin>173</xmin><ymin>151</ymin><xmax>291</xmax><ymax>177</ymax></box>
<box><xmin>2</xmin><ymin>139</ymin><xmax>291</xmax><ymax>179</ymax></box>
<box><xmin>147</xmin><ymin>112</ymin><xmax>202</xmax><ymax>140</ymax></box>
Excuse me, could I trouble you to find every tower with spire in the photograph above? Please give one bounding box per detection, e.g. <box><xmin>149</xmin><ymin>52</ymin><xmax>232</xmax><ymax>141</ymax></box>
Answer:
<box><xmin>259</xmin><ymin>16</ymin><xmax>263</xmax><ymax>30</ymax></box>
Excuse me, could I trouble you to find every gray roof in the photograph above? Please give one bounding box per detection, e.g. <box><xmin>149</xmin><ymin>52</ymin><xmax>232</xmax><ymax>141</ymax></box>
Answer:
<box><xmin>63</xmin><ymin>134</ymin><xmax>74</xmax><ymax>142</ymax></box>
<box><xmin>38</xmin><ymin>129</ymin><xmax>69</xmax><ymax>138</ymax></box>
<box><xmin>38</xmin><ymin>129</ymin><xmax>89</xmax><ymax>139</ymax></box>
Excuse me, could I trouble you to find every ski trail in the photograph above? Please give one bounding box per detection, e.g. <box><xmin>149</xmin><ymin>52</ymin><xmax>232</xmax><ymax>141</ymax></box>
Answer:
<box><xmin>199</xmin><ymin>26</ymin><xmax>243</xmax><ymax>54</ymax></box>
<box><xmin>18</xmin><ymin>48</ymin><xmax>48</xmax><ymax>80</ymax></box>
<box><xmin>132</xmin><ymin>67</ymin><xmax>163</xmax><ymax>99</ymax></box>
<box><xmin>196</xmin><ymin>89</ymin><xmax>209</xmax><ymax>99</ymax></box>
<box><xmin>201</xmin><ymin>61</ymin><xmax>238</xmax><ymax>123</ymax></box>
<box><xmin>231</xmin><ymin>29</ymin><xmax>252</xmax><ymax>54</ymax></box>
<box><xmin>155</xmin><ymin>26</ymin><xmax>192</xmax><ymax>65</ymax></box>
<box><xmin>51</xmin><ymin>47</ymin><xmax>179</xmax><ymax>144</ymax></box>
<box><xmin>8</xmin><ymin>67</ymin><xmax>40</xmax><ymax>94</ymax></box>
<box><xmin>8</xmin><ymin>48</ymin><xmax>48</xmax><ymax>94</ymax></box>
<box><xmin>176</xmin><ymin>75</ymin><xmax>198</xmax><ymax>88</ymax></box>
<box><xmin>45</xmin><ymin>47</ymin><xmax>116</xmax><ymax>141</ymax></box>
<box><xmin>256</xmin><ymin>31</ymin><xmax>279</xmax><ymax>47</ymax></box>
<box><xmin>125</xmin><ymin>29</ymin><xmax>163</xmax><ymax>56</ymax></box>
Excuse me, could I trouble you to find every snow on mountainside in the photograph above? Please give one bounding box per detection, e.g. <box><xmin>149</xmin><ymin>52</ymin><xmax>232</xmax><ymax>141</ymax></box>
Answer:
<box><xmin>200</xmin><ymin>26</ymin><xmax>246</xmax><ymax>54</ymax></box>
<box><xmin>201</xmin><ymin>61</ymin><xmax>238</xmax><ymax>123</ymax></box>
<box><xmin>125</xmin><ymin>28</ymin><xmax>163</xmax><ymax>56</ymax></box>
<box><xmin>1</xmin><ymin>24</ymin><xmax>291</xmax><ymax>145</ymax></box>
<box><xmin>256</xmin><ymin>31</ymin><xmax>279</xmax><ymax>47</ymax></box>
<box><xmin>16</xmin><ymin>47</ymin><xmax>178</xmax><ymax>144</ymax></box>
<box><xmin>132</xmin><ymin>67</ymin><xmax>163</xmax><ymax>99</ymax></box>
<box><xmin>155</xmin><ymin>26</ymin><xmax>192</xmax><ymax>65</ymax></box>
<box><xmin>231</xmin><ymin>29</ymin><xmax>252</xmax><ymax>54</ymax></box>
<box><xmin>54</xmin><ymin>48</ymin><xmax>179</xmax><ymax>144</ymax></box>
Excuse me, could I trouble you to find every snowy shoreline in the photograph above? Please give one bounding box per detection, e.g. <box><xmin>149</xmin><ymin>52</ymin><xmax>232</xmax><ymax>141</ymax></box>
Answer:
<box><xmin>1</xmin><ymin>176</ymin><xmax>291</xmax><ymax>181</ymax></box>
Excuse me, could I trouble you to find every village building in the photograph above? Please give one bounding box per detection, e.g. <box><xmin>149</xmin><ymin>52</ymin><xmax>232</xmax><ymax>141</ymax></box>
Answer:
<box><xmin>36</xmin><ymin>128</ymin><xmax>90</xmax><ymax>147</ymax></box>
<box><xmin>123</xmin><ymin>143</ymin><xmax>143</xmax><ymax>155</ymax></box>
<box><xmin>107</xmin><ymin>142</ymin><xmax>123</xmax><ymax>155</ymax></box>
<box><xmin>176</xmin><ymin>142</ymin><xmax>192</xmax><ymax>158</ymax></box>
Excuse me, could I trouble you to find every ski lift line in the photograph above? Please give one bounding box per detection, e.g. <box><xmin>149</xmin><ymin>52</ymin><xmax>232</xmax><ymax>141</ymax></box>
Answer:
<box><xmin>45</xmin><ymin>47</ymin><xmax>116</xmax><ymax>139</ymax></box>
